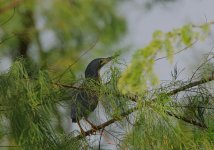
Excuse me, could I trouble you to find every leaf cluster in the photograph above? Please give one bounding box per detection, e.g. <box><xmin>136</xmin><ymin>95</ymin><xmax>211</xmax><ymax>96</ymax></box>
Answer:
<box><xmin>118</xmin><ymin>24</ymin><xmax>211</xmax><ymax>94</ymax></box>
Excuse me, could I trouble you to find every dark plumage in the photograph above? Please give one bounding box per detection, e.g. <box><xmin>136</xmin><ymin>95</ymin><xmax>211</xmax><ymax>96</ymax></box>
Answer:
<box><xmin>71</xmin><ymin>57</ymin><xmax>113</xmax><ymax>123</ymax></box>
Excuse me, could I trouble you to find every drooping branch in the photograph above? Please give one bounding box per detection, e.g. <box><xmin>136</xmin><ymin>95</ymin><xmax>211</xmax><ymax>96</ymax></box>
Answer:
<box><xmin>165</xmin><ymin>111</ymin><xmax>207</xmax><ymax>128</ymax></box>
<box><xmin>75</xmin><ymin>76</ymin><xmax>214</xmax><ymax>137</ymax></box>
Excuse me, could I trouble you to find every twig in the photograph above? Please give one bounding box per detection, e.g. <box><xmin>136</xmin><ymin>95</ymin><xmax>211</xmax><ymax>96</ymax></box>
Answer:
<box><xmin>98</xmin><ymin>128</ymin><xmax>105</xmax><ymax>150</ymax></box>
<box><xmin>155</xmin><ymin>40</ymin><xmax>197</xmax><ymax>62</ymax></box>
<box><xmin>0</xmin><ymin>0</ymin><xmax>22</xmax><ymax>14</ymax></box>
<box><xmin>165</xmin><ymin>111</ymin><xmax>207</xmax><ymax>128</ymax></box>
<box><xmin>192</xmin><ymin>21</ymin><xmax>214</xmax><ymax>28</ymax></box>
<box><xmin>189</xmin><ymin>46</ymin><xmax>214</xmax><ymax>81</ymax></box>
<box><xmin>0</xmin><ymin>7</ymin><xmax>15</xmax><ymax>26</ymax></box>
<box><xmin>53</xmin><ymin>82</ymin><xmax>81</xmax><ymax>90</ymax></box>
<box><xmin>53</xmin><ymin>38</ymin><xmax>98</xmax><ymax>82</ymax></box>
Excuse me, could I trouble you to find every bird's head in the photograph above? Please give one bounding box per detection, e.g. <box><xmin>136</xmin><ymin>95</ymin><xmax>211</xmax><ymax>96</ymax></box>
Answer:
<box><xmin>85</xmin><ymin>56</ymin><xmax>115</xmax><ymax>79</ymax></box>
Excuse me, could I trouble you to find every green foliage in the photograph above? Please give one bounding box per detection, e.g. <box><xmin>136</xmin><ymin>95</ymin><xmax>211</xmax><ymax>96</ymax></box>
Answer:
<box><xmin>118</xmin><ymin>23</ymin><xmax>211</xmax><ymax>94</ymax></box>
<box><xmin>0</xmin><ymin>59</ymin><xmax>66</xmax><ymax>149</ymax></box>
<box><xmin>181</xmin><ymin>24</ymin><xmax>193</xmax><ymax>45</ymax></box>
<box><xmin>115</xmin><ymin>23</ymin><xmax>213</xmax><ymax>149</ymax></box>
<box><xmin>123</xmin><ymin>103</ymin><xmax>214</xmax><ymax>150</ymax></box>
<box><xmin>0</xmin><ymin>58</ymin><xmax>104</xmax><ymax>149</ymax></box>
<box><xmin>1</xmin><ymin>1</ymin><xmax>126</xmax><ymax>147</ymax></box>
<box><xmin>100</xmin><ymin>66</ymin><xmax>130</xmax><ymax>118</ymax></box>
<box><xmin>1</xmin><ymin>2</ymin><xmax>214</xmax><ymax>149</ymax></box>
<box><xmin>123</xmin><ymin>109</ymin><xmax>181</xmax><ymax>149</ymax></box>
<box><xmin>0</xmin><ymin>44</ymin><xmax>213</xmax><ymax>149</ymax></box>
<box><xmin>200</xmin><ymin>62</ymin><xmax>214</xmax><ymax>79</ymax></box>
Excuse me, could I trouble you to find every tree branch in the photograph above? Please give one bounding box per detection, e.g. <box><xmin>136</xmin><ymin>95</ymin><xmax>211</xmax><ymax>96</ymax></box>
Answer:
<box><xmin>76</xmin><ymin>107</ymin><xmax>137</xmax><ymax>139</ymax></box>
<box><xmin>166</xmin><ymin>76</ymin><xmax>214</xmax><ymax>96</ymax></box>
<box><xmin>75</xmin><ymin>76</ymin><xmax>214</xmax><ymax>138</ymax></box>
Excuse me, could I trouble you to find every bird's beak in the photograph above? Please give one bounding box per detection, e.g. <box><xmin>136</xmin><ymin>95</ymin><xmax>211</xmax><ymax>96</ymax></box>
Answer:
<box><xmin>101</xmin><ymin>55</ymin><xmax>117</xmax><ymax>66</ymax></box>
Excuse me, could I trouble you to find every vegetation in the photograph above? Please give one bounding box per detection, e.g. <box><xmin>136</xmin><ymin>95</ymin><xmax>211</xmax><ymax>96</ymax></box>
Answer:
<box><xmin>0</xmin><ymin>0</ymin><xmax>214</xmax><ymax>149</ymax></box>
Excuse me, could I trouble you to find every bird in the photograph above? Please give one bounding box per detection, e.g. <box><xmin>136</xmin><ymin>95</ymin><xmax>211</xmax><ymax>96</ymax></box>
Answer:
<box><xmin>71</xmin><ymin>56</ymin><xmax>114</xmax><ymax>134</ymax></box>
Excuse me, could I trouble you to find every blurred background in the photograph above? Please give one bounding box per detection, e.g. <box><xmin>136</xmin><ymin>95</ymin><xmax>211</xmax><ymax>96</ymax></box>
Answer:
<box><xmin>0</xmin><ymin>0</ymin><xmax>214</xmax><ymax>79</ymax></box>
<box><xmin>0</xmin><ymin>0</ymin><xmax>214</xmax><ymax>149</ymax></box>
<box><xmin>0</xmin><ymin>0</ymin><xmax>214</xmax><ymax>81</ymax></box>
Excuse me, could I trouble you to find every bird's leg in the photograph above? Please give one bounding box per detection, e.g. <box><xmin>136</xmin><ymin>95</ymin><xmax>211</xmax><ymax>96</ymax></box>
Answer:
<box><xmin>77</xmin><ymin>119</ymin><xmax>86</xmax><ymax>135</ymax></box>
<box><xmin>84</xmin><ymin>118</ymin><xmax>98</xmax><ymax>133</ymax></box>
<box><xmin>84</xmin><ymin>118</ymin><xmax>114</xmax><ymax>144</ymax></box>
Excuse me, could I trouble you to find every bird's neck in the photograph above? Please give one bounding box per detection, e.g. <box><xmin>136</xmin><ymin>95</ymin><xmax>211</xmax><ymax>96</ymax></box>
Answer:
<box><xmin>85</xmin><ymin>68</ymin><xmax>101</xmax><ymax>81</ymax></box>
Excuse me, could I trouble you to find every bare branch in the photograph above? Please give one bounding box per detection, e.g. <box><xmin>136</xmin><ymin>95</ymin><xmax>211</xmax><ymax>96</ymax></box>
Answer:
<box><xmin>166</xmin><ymin>76</ymin><xmax>214</xmax><ymax>96</ymax></box>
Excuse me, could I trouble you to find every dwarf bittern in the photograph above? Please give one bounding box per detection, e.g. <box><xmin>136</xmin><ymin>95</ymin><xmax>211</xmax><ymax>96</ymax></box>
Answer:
<box><xmin>71</xmin><ymin>56</ymin><xmax>114</xmax><ymax>134</ymax></box>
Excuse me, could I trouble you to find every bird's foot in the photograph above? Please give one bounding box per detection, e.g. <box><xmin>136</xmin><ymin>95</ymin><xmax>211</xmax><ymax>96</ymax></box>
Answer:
<box><xmin>87</xmin><ymin>123</ymin><xmax>98</xmax><ymax>135</ymax></box>
<box><xmin>84</xmin><ymin>118</ymin><xmax>98</xmax><ymax>134</ymax></box>
<box><xmin>91</xmin><ymin>125</ymin><xmax>99</xmax><ymax>134</ymax></box>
